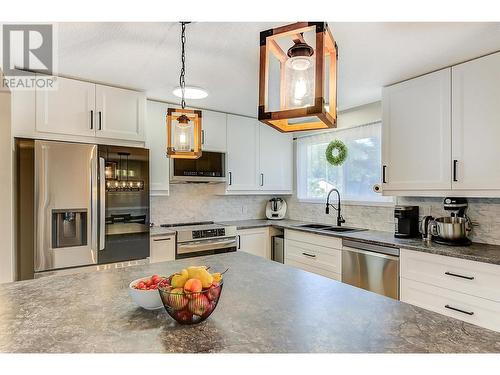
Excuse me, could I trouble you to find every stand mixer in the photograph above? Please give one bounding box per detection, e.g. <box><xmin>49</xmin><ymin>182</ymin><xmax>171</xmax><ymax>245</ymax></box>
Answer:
<box><xmin>420</xmin><ymin>197</ymin><xmax>472</xmax><ymax>246</ymax></box>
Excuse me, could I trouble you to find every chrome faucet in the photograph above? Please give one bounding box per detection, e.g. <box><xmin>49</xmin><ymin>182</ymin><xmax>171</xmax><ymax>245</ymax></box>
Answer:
<box><xmin>325</xmin><ymin>188</ymin><xmax>345</xmax><ymax>227</ymax></box>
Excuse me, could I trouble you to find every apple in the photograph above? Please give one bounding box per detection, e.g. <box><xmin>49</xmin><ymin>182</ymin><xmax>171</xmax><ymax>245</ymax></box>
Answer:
<box><xmin>166</xmin><ymin>288</ymin><xmax>189</xmax><ymax>310</ymax></box>
<box><xmin>188</xmin><ymin>294</ymin><xmax>210</xmax><ymax>316</ymax></box>
<box><xmin>184</xmin><ymin>278</ymin><xmax>202</xmax><ymax>299</ymax></box>
<box><xmin>174</xmin><ymin>309</ymin><xmax>193</xmax><ymax>323</ymax></box>
<box><xmin>206</xmin><ymin>282</ymin><xmax>221</xmax><ymax>301</ymax></box>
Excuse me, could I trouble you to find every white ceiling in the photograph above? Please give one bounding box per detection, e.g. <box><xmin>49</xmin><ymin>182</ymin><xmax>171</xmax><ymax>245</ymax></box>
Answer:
<box><xmin>56</xmin><ymin>22</ymin><xmax>500</xmax><ymax>117</ymax></box>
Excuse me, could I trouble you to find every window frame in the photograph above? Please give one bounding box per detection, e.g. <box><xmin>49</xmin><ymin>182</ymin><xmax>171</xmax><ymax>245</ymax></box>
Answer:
<box><xmin>295</xmin><ymin>121</ymin><xmax>394</xmax><ymax>207</ymax></box>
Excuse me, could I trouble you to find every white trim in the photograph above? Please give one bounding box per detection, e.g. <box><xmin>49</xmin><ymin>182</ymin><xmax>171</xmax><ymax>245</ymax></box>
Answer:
<box><xmin>295</xmin><ymin>198</ymin><xmax>395</xmax><ymax>207</ymax></box>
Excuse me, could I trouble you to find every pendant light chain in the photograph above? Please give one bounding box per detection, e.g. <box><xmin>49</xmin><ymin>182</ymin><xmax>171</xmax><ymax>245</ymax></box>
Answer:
<box><xmin>179</xmin><ymin>22</ymin><xmax>187</xmax><ymax>109</ymax></box>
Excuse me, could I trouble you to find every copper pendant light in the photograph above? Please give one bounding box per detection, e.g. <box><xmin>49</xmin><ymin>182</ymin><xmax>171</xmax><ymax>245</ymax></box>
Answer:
<box><xmin>166</xmin><ymin>22</ymin><xmax>202</xmax><ymax>159</ymax></box>
<box><xmin>258</xmin><ymin>22</ymin><xmax>338</xmax><ymax>132</ymax></box>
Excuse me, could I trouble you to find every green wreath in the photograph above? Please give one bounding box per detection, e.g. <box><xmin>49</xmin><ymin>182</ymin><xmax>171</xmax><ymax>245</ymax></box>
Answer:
<box><xmin>325</xmin><ymin>139</ymin><xmax>348</xmax><ymax>166</ymax></box>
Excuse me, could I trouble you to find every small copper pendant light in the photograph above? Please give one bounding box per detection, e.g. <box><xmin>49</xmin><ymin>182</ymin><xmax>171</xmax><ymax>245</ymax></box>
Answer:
<box><xmin>166</xmin><ymin>22</ymin><xmax>202</xmax><ymax>159</ymax></box>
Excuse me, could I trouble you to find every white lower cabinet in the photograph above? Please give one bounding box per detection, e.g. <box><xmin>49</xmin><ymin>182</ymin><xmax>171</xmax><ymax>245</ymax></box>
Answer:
<box><xmin>284</xmin><ymin>230</ymin><xmax>342</xmax><ymax>281</ymax></box>
<box><xmin>400</xmin><ymin>249</ymin><xmax>500</xmax><ymax>332</ymax></box>
<box><xmin>149</xmin><ymin>235</ymin><xmax>175</xmax><ymax>263</ymax></box>
<box><xmin>237</xmin><ymin>227</ymin><xmax>270</xmax><ymax>259</ymax></box>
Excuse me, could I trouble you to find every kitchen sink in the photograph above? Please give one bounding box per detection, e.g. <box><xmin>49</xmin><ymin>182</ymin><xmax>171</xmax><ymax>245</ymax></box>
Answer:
<box><xmin>295</xmin><ymin>223</ymin><xmax>333</xmax><ymax>229</ymax></box>
<box><xmin>321</xmin><ymin>226</ymin><xmax>364</xmax><ymax>232</ymax></box>
<box><xmin>294</xmin><ymin>223</ymin><xmax>365</xmax><ymax>233</ymax></box>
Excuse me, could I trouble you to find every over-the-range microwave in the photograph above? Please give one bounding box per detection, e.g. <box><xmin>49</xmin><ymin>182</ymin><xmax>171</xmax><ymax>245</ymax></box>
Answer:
<box><xmin>170</xmin><ymin>151</ymin><xmax>226</xmax><ymax>183</ymax></box>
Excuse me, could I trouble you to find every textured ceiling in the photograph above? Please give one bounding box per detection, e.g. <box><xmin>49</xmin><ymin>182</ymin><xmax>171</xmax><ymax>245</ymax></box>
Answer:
<box><xmin>56</xmin><ymin>22</ymin><xmax>500</xmax><ymax>117</ymax></box>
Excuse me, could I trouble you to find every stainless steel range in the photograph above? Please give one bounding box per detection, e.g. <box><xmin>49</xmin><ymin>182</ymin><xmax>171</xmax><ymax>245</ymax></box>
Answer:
<box><xmin>160</xmin><ymin>221</ymin><xmax>237</xmax><ymax>259</ymax></box>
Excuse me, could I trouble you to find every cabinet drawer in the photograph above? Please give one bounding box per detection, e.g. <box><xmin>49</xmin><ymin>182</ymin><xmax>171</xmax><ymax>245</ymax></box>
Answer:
<box><xmin>401</xmin><ymin>278</ymin><xmax>500</xmax><ymax>332</ymax></box>
<box><xmin>150</xmin><ymin>235</ymin><xmax>175</xmax><ymax>263</ymax></box>
<box><xmin>285</xmin><ymin>258</ymin><xmax>341</xmax><ymax>281</ymax></box>
<box><xmin>285</xmin><ymin>229</ymin><xmax>342</xmax><ymax>249</ymax></box>
<box><xmin>401</xmin><ymin>249</ymin><xmax>500</xmax><ymax>302</ymax></box>
<box><xmin>285</xmin><ymin>239</ymin><xmax>341</xmax><ymax>274</ymax></box>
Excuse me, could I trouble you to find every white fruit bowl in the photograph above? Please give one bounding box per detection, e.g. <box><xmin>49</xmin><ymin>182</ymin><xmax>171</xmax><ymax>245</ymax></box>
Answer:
<box><xmin>128</xmin><ymin>277</ymin><xmax>164</xmax><ymax>310</ymax></box>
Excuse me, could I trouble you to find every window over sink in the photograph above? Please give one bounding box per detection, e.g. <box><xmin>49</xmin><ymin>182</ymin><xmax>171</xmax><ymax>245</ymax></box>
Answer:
<box><xmin>296</xmin><ymin>121</ymin><xmax>392</xmax><ymax>205</ymax></box>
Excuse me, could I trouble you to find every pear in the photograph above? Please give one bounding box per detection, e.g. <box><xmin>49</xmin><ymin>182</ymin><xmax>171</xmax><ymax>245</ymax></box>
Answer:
<box><xmin>171</xmin><ymin>269</ymin><xmax>189</xmax><ymax>288</ymax></box>
<box><xmin>212</xmin><ymin>272</ymin><xmax>222</xmax><ymax>283</ymax></box>
<box><xmin>187</xmin><ymin>266</ymin><xmax>213</xmax><ymax>288</ymax></box>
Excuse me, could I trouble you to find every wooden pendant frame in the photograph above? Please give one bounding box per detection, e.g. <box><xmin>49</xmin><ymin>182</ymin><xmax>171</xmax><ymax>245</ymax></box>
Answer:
<box><xmin>258</xmin><ymin>22</ymin><xmax>338</xmax><ymax>132</ymax></box>
<box><xmin>166</xmin><ymin>107</ymin><xmax>202</xmax><ymax>159</ymax></box>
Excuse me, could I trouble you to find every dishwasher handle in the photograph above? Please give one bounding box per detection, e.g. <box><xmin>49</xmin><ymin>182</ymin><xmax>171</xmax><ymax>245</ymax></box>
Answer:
<box><xmin>342</xmin><ymin>239</ymin><xmax>400</xmax><ymax>257</ymax></box>
<box><xmin>342</xmin><ymin>246</ymin><xmax>400</xmax><ymax>261</ymax></box>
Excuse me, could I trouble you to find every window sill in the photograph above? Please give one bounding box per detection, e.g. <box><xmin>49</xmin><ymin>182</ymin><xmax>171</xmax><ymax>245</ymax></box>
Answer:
<box><xmin>295</xmin><ymin>198</ymin><xmax>395</xmax><ymax>207</ymax></box>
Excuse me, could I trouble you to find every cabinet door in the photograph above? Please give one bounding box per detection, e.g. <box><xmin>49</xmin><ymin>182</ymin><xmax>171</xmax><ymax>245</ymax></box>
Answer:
<box><xmin>452</xmin><ymin>52</ymin><xmax>500</xmax><ymax>190</ymax></box>
<box><xmin>95</xmin><ymin>84</ymin><xmax>145</xmax><ymax>142</ymax></box>
<box><xmin>202</xmin><ymin>110</ymin><xmax>227</xmax><ymax>152</ymax></box>
<box><xmin>36</xmin><ymin>75</ymin><xmax>95</xmax><ymax>137</ymax></box>
<box><xmin>150</xmin><ymin>235</ymin><xmax>175</xmax><ymax>263</ymax></box>
<box><xmin>258</xmin><ymin>123</ymin><xmax>293</xmax><ymax>191</ymax></box>
<box><xmin>237</xmin><ymin>228</ymin><xmax>269</xmax><ymax>259</ymax></box>
<box><xmin>226</xmin><ymin>114</ymin><xmax>259</xmax><ymax>190</ymax></box>
<box><xmin>382</xmin><ymin>68</ymin><xmax>451</xmax><ymax>191</ymax></box>
<box><xmin>145</xmin><ymin>100</ymin><xmax>169</xmax><ymax>195</ymax></box>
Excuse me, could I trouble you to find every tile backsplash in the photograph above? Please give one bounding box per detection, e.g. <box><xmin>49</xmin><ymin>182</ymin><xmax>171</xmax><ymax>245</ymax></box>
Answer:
<box><xmin>152</xmin><ymin>185</ymin><xmax>500</xmax><ymax>245</ymax></box>
<box><xmin>287</xmin><ymin>196</ymin><xmax>500</xmax><ymax>245</ymax></box>
<box><xmin>150</xmin><ymin>184</ymin><xmax>281</xmax><ymax>225</ymax></box>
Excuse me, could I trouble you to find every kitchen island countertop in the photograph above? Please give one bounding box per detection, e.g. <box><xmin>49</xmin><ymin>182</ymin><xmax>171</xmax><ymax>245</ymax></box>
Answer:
<box><xmin>1</xmin><ymin>252</ymin><xmax>499</xmax><ymax>353</ymax></box>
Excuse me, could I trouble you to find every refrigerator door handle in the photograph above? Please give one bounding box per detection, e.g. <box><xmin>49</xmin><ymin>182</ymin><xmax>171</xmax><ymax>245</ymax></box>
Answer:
<box><xmin>99</xmin><ymin>157</ymin><xmax>106</xmax><ymax>251</ymax></box>
<box><xmin>90</xmin><ymin>148</ymin><xmax>98</xmax><ymax>257</ymax></box>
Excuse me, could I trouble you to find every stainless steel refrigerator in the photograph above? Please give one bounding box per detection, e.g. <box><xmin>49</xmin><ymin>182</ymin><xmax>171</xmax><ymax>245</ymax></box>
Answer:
<box><xmin>15</xmin><ymin>139</ymin><xmax>150</xmax><ymax>280</ymax></box>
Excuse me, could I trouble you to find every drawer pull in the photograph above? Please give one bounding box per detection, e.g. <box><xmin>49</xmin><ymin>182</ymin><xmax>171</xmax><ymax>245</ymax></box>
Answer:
<box><xmin>444</xmin><ymin>271</ymin><xmax>474</xmax><ymax>280</ymax></box>
<box><xmin>153</xmin><ymin>238</ymin><xmax>171</xmax><ymax>242</ymax></box>
<box><xmin>445</xmin><ymin>304</ymin><xmax>474</xmax><ymax>316</ymax></box>
<box><xmin>302</xmin><ymin>252</ymin><xmax>316</xmax><ymax>258</ymax></box>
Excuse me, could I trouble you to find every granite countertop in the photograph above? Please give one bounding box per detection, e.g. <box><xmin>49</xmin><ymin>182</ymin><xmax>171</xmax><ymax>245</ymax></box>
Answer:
<box><xmin>218</xmin><ymin>219</ymin><xmax>500</xmax><ymax>265</ymax></box>
<box><xmin>1</xmin><ymin>251</ymin><xmax>499</xmax><ymax>353</ymax></box>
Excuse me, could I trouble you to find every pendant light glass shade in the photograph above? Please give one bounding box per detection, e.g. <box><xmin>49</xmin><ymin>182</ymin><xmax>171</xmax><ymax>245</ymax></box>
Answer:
<box><xmin>258</xmin><ymin>22</ymin><xmax>338</xmax><ymax>133</ymax></box>
<box><xmin>166</xmin><ymin>108</ymin><xmax>202</xmax><ymax>159</ymax></box>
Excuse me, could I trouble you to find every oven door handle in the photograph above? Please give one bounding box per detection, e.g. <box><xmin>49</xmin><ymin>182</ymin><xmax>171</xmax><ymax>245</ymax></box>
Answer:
<box><xmin>177</xmin><ymin>238</ymin><xmax>237</xmax><ymax>254</ymax></box>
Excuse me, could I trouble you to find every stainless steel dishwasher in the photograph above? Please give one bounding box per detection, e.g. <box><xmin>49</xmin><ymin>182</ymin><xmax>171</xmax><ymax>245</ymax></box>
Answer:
<box><xmin>342</xmin><ymin>239</ymin><xmax>400</xmax><ymax>300</ymax></box>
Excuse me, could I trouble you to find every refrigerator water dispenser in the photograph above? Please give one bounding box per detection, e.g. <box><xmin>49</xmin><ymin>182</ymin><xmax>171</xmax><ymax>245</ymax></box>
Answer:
<box><xmin>52</xmin><ymin>209</ymin><xmax>88</xmax><ymax>248</ymax></box>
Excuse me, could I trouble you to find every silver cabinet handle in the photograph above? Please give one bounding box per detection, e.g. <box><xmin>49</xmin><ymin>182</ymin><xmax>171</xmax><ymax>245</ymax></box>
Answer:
<box><xmin>302</xmin><ymin>252</ymin><xmax>316</xmax><ymax>258</ymax></box>
<box><xmin>444</xmin><ymin>271</ymin><xmax>474</xmax><ymax>280</ymax></box>
<box><xmin>445</xmin><ymin>304</ymin><xmax>474</xmax><ymax>316</ymax></box>
<box><xmin>260</xmin><ymin>173</ymin><xmax>264</xmax><ymax>187</ymax></box>
<box><xmin>237</xmin><ymin>235</ymin><xmax>241</xmax><ymax>249</ymax></box>
<box><xmin>228</xmin><ymin>171</ymin><xmax>232</xmax><ymax>186</ymax></box>
<box><xmin>201</xmin><ymin>130</ymin><xmax>205</xmax><ymax>145</ymax></box>
<box><xmin>90</xmin><ymin>110</ymin><xmax>94</xmax><ymax>129</ymax></box>
<box><xmin>99</xmin><ymin>157</ymin><xmax>106</xmax><ymax>250</ymax></box>
<box><xmin>98</xmin><ymin>111</ymin><xmax>102</xmax><ymax>130</ymax></box>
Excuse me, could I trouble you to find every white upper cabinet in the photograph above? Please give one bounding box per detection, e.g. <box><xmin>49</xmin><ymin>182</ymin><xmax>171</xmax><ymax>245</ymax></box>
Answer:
<box><xmin>145</xmin><ymin>100</ymin><xmax>169</xmax><ymax>195</ymax></box>
<box><xmin>36</xmin><ymin>75</ymin><xmax>96</xmax><ymax>137</ymax></box>
<box><xmin>258</xmin><ymin>123</ymin><xmax>293</xmax><ymax>191</ymax></box>
<box><xmin>95</xmin><ymin>84</ymin><xmax>145</xmax><ymax>142</ymax></box>
<box><xmin>382</xmin><ymin>68</ymin><xmax>452</xmax><ymax>192</ymax></box>
<box><xmin>452</xmin><ymin>52</ymin><xmax>500</xmax><ymax>191</ymax></box>
<box><xmin>226</xmin><ymin>114</ymin><xmax>260</xmax><ymax>191</ymax></box>
<box><xmin>201</xmin><ymin>110</ymin><xmax>227</xmax><ymax>152</ymax></box>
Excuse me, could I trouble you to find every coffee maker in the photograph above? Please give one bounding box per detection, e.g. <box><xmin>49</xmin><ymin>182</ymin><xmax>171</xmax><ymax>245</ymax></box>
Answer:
<box><xmin>420</xmin><ymin>197</ymin><xmax>472</xmax><ymax>246</ymax></box>
<box><xmin>394</xmin><ymin>206</ymin><xmax>419</xmax><ymax>238</ymax></box>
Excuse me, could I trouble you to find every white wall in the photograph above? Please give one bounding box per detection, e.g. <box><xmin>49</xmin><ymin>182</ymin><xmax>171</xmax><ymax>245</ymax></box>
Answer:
<box><xmin>0</xmin><ymin>71</ymin><xmax>14</xmax><ymax>283</ymax></box>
